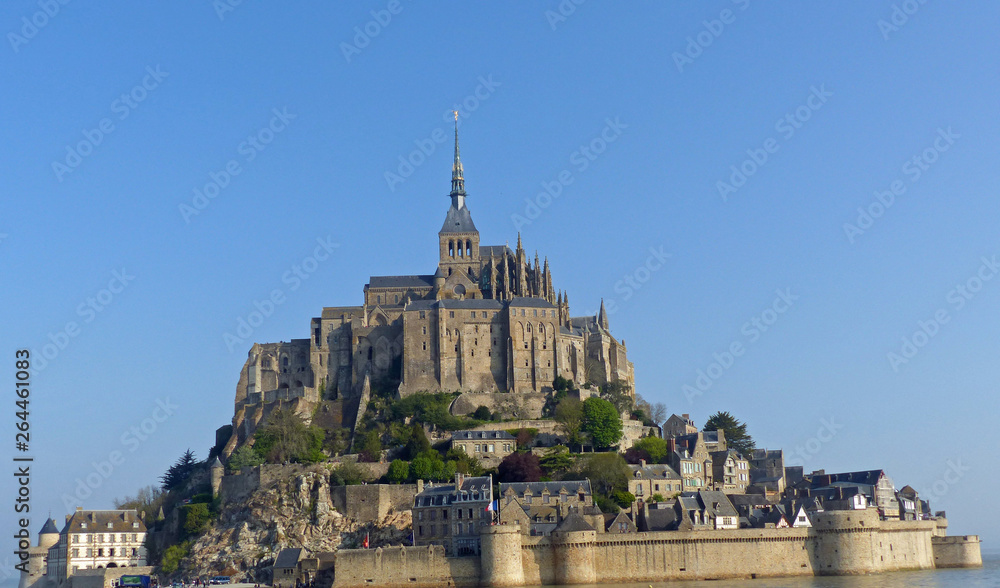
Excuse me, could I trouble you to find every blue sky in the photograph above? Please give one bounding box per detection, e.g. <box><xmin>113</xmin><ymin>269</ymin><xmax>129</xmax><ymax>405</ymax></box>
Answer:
<box><xmin>2</xmin><ymin>0</ymin><xmax>999</xmax><ymax>571</ymax></box>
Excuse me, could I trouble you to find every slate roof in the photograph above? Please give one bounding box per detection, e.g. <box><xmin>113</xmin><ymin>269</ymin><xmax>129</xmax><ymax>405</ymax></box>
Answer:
<box><xmin>697</xmin><ymin>491</ymin><xmax>739</xmax><ymax>519</ymax></box>
<box><xmin>40</xmin><ymin>518</ymin><xmax>60</xmax><ymax>535</ymax></box>
<box><xmin>509</xmin><ymin>297</ymin><xmax>556</xmax><ymax>309</ymax></box>
<box><xmin>274</xmin><ymin>548</ymin><xmax>303</xmax><ymax>569</ymax></box>
<box><xmin>480</xmin><ymin>245</ymin><xmax>513</xmax><ymax>258</ymax></box>
<box><xmin>437</xmin><ymin>299</ymin><xmax>504</xmax><ymax>310</ymax></box>
<box><xmin>809</xmin><ymin>470</ymin><xmax>885</xmax><ymax>488</ymax></box>
<box><xmin>554</xmin><ymin>513</ymin><xmax>594</xmax><ymax>533</ymax></box>
<box><xmin>452</xmin><ymin>430</ymin><xmax>515</xmax><ymax>441</ymax></box>
<box><xmin>501</xmin><ymin>480</ymin><xmax>592</xmax><ymax>497</ymax></box>
<box><xmin>367</xmin><ymin>275</ymin><xmax>436</xmax><ymax>289</ymax></box>
<box><xmin>61</xmin><ymin>510</ymin><xmax>146</xmax><ymax>535</ymax></box>
<box><xmin>441</xmin><ymin>204</ymin><xmax>478</xmax><ymax>233</ymax></box>
<box><xmin>414</xmin><ymin>476</ymin><xmax>493</xmax><ymax>505</ymax></box>
<box><xmin>641</xmin><ymin>507</ymin><xmax>678</xmax><ymax>531</ymax></box>
<box><xmin>630</xmin><ymin>463</ymin><xmax>681</xmax><ymax>480</ymax></box>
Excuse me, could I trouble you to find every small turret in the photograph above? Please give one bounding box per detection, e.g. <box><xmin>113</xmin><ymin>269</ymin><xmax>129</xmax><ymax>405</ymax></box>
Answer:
<box><xmin>210</xmin><ymin>456</ymin><xmax>225</xmax><ymax>498</ymax></box>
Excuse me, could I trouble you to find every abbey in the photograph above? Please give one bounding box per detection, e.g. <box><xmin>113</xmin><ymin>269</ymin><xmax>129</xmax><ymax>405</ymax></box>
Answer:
<box><xmin>229</xmin><ymin>123</ymin><xmax>633</xmax><ymax>446</ymax></box>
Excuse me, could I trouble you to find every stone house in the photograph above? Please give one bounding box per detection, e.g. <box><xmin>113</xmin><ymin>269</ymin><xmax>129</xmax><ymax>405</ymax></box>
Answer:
<box><xmin>668</xmin><ymin>435</ymin><xmax>713</xmax><ymax>490</ymax></box>
<box><xmin>603</xmin><ymin>511</ymin><xmax>637</xmax><ymax>534</ymax></box>
<box><xmin>808</xmin><ymin>470</ymin><xmax>899</xmax><ymax>519</ymax></box>
<box><xmin>450</xmin><ymin>430</ymin><xmax>515</xmax><ymax>465</ymax></box>
<box><xmin>627</xmin><ymin>461</ymin><xmax>683</xmax><ymax>503</ymax></box>
<box><xmin>44</xmin><ymin>509</ymin><xmax>147</xmax><ymax>582</ymax></box>
<box><xmin>498</xmin><ymin>480</ymin><xmax>601</xmax><ymax>536</ymax></box>
<box><xmin>748</xmin><ymin>449</ymin><xmax>787</xmax><ymax>498</ymax></box>
<box><xmin>710</xmin><ymin>449</ymin><xmax>750</xmax><ymax>493</ymax></box>
<box><xmin>662</xmin><ymin>414</ymin><xmax>697</xmax><ymax>438</ymax></box>
<box><xmin>412</xmin><ymin>474</ymin><xmax>493</xmax><ymax>556</ymax></box>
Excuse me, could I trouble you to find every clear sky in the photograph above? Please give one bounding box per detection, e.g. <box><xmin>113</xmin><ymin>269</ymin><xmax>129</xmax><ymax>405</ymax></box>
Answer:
<box><xmin>2</xmin><ymin>1</ymin><xmax>998</xmax><ymax>574</ymax></box>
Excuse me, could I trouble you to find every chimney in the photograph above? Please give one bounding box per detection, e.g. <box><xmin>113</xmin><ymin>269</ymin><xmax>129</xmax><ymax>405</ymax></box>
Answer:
<box><xmin>682</xmin><ymin>414</ymin><xmax>689</xmax><ymax>420</ymax></box>
<box><xmin>417</xmin><ymin>479</ymin><xmax>424</xmax><ymax>494</ymax></box>
<box><xmin>639</xmin><ymin>459</ymin><xmax>646</xmax><ymax>467</ymax></box>
<box><xmin>667</xmin><ymin>438</ymin><xmax>676</xmax><ymax>454</ymax></box>
<box><xmin>456</xmin><ymin>472</ymin><xmax>465</xmax><ymax>489</ymax></box>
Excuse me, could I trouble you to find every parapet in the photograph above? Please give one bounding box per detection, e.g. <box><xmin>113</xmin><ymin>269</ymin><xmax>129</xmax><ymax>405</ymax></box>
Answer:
<box><xmin>932</xmin><ymin>535</ymin><xmax>982</xmax><ymax>568</ymax></box>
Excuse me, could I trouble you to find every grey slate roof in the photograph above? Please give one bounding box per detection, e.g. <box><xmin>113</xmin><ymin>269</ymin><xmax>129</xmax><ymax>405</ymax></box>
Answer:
<box><xmin>61</xmin><ymin>510</ymin><xmax>146</xmax><ymax>535</ymax></box>
<box><xmin>641</xmin><ymin>507</ymin><xmax>679</xmax><ymax>531</ymax></box>
<box><xmin>696</xmin><ymin>491</ymin><xmax>739</xmax><ymax>518</ymax></box>
<box><xmin>509</xmin><ymin>297</ymin><xmax>556</xmax><ymax>308</ymax></box>
<box><xmin>554</xmin><ymin>513</ymin><xmax>594</xmax><ymax>532</ymax></box>
<box><xmin>440</xmin><ymin>204</ymin><xmax>478</xmax><ymax>233</ymax></box>
<box><xmin>368</xmin><ymin>275</ymin><xmax>436</xmax><ymax>289</ymax></box>
<box><xmin>501</xmin><ymin>480</ymin><xmax>592</xmax><ymax>497</ymax></box>
<box><xmin>40</xmin><ymin>518</ymin><xmax>60</xmax><ymax>535</ymax></box>
<box><xmin>480</xmin><ymin>245</ymin><xmax>513</xmax><ymax>258</ymax></box>
<box><xmin>452</xmin><ymin>430</ymin><xmax>515</xmax><ymax>441</ymax></box>
<box><xmin>809</xmin><ymin>470</ymin><xmax>885</xmax><ymax>488</ymax></box>
<box><xmin>630</xmin><ymin>463</ymin><xmax>681</xmax><ymax>480</ymax></box>
<box><xmin>274</xmin><ymin>548</ymin><xmax>303</xmax><ymax>569</ymax></box>
<box><xmin>437</xmin><ymin>299</ymin><xmax>504</xmax><ymax>310</ymax></box>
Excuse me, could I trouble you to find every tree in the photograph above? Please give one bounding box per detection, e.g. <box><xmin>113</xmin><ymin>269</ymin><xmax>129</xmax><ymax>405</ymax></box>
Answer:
<box><xmin>582</xmin><ymin>397</ymin><xmax>622</xmax><ymax>450</ymax></box>
<box><xmin>160</xmin><ymin>449</ymin><xmax>197</xmax><ymax>491</ymax></box>
<box><xmin>160</xmin><ymin>542</ymin><xmax>190</xmax><ymax>574</ymax></box>
<box><xmin>611</xmin><ymin>490</ymin><xmax>636</xmax><ymax>509</ymax></box>
<box><xmin>497</xmin><ymin>452</ymin><xmax>543</xmax><ymax>483</ymax></box>
<box><xmin>181</xmin><ymin>503</ymin><xmax>211</xmax><ymax>536</ymax></box>
<box><xmin>650</xmin><ymin>402</ymin><xmax>668</xmax><ymax>426</ymax></box>
<box><xmin>600</xmin><ymin>381</ymin><xmax>634</xmax><ymax>415</ymax></box>
<box><xmin>253</xmin><ymin>410</ymin><xmax>324</xmax><ymax>464</ymax></box>
<box><xmin>554</xmin><ymin>397</ymin><xmax>585</xmax><ymax>450</ymax></box>
<box><xmin>514</xmin><ymin>428</ymin><xmax>537</xmax><ymax>450</ymax></box>
<box><xmin>704</xmin><ymin>411</ymin><xmax>755</xmax><ymax>457</ymax></box>
<box><xmin>579</xmin><ymin>452</ymin><xmax>630</xmax><ymax>496</ymax></box>
<box><xmin>472</xmin><ymin>406</ymin><xmax>492</xmax><ymax>421</ymax></box>
<box><xmin>113</xmin><ymin>485</ymin><xmax>164</xmax><ymax>524</ymax></box>
<box><xmin>404</xmin><ymin>424</ymin><xmax>431</xmax><ymax>460</ymax></box>
<box><xmin>539</xmin><ymin>445</ymin><xmax>574</xmax><ymax>475</ymax></box>
<box><xmin>227</xmin><ymin>445</ymin><xmax>264</xmax><ymax>472</ymax></box>
<box><xmin>623</xmin><ymin>447</ymin><xmax>650</xmax><ymax>465</ymax></box>
<box><xmin>330</xmin><ymin>462</ymin><xmax>366</xmax><ymax>486</ymax></box>
<box><xmin>632</xmin><ymin>437</ymin><xmax>669</xmax><ymax>463</ymax></box>
<box><xmin>358</xmin><ymin>431</ymin><xmax>383</xmax><ymax>463</ymax></box>
<box><xmin>387</xmin><ymin>460</ymin><xmax>410</xmax><ymax>484</ymax></box>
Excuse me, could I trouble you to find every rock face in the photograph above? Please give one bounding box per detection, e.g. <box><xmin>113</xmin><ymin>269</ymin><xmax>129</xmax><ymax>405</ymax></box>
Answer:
<box><xmin>180</xmin><ymin>469</ymin><xmax>411</xmax><ymax>582</ymax></box>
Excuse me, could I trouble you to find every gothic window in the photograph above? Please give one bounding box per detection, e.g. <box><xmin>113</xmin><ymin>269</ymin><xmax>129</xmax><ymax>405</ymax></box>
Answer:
<box><xmin>471</xmin><ymin>312</ymin><xmax>476</xmax><ymax>319</ymax></box>
<box><xmin>527</xmin><ymin>324</ymin><xmax>531</xmax><ymax>332</ymax></box>
<box><xmin>466</xmin><ymin>240</ymin><xmax>471</xmax><ymax>256</ymax></box>
<box><xmin>282</xmin><ymin>356</ymin><xmax>289</xmax><ymax>368</ymax></box>
<box><xmin>450</xmin><ymin>311</ymin><xmax>455</xmax><ymax>318</ymax></box>
<box><xmin>377</xmin><ymin>295</ymin><xmax>382</xmax><ymax>304</ymax></box>
<box><xmin>458</xmin><ymin>244</ymin><xmax>464</xmax><ymax>257</ymax></box>
<box><xmin>395</xmin><ymin>295</ymin><xmax>399</xmax><ymax>303</ymax></box>
<box><xmin>534</xmin><ymin>309</ymin><xmax>538</xmax><ymax>317</ymax></box>
<box><xmin>449</xmin><ymin>241</ymin><xmax>455</xmax><ymax>257</ymax></box>
<box><xmin>521</xmin><ymin>309</ymin><xmax>525</xmax><ymax>316</ymax></box>
<box><xmin>449</xmin><ymin>268</ymin><xmax>453</xmax><ymax>275</ymax></box>
<box><xmin>422</xmin><ymin>342</ymin><xmax>427</xmax><ymax>351</ymax></box>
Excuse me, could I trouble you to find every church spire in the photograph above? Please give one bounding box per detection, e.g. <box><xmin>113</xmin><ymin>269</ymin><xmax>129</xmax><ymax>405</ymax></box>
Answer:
<box><xmin>598</xmin><ymin>298</ymin><xmax>609</xmax><ymax>330</ymax></box>
<box><xmin>450</xmin><ymin>111</ymin><xmax>466</xmax><ymax>206</ymax></box>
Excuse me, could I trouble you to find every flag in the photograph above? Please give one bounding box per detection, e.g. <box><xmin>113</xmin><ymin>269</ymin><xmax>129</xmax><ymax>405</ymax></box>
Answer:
<box><xmin>363</xmin><ymin>532</ymin><xmax>369</xmax><ymax>549</ymax></box>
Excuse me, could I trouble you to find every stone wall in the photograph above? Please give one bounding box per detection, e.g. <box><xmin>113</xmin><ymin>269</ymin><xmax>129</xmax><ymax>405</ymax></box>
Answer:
<box><xmin>932</xmin><ymin>535</ymin><xmax>983</xmax><ymax>568</ymax></box>
<box><xmin>64</xmin><ymin>567</ymin><xmax>156</xmax><ymax>588</ymax></box>
<box><xmin>333</xmin><ymin>546</ymin><xmax>479</xmax><ymax>588</ymax></box>
<box><xmin>329</xmin><ymin>485</ymin><xmax>417</xmax><ymax>522</ymax></box>
<box><xmin>330</xmin><ymin>508</ymin><xmax>966</xmax><ymax>587</ymax></box>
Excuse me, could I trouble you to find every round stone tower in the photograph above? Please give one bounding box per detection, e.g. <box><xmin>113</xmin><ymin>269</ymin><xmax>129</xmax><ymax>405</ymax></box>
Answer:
<box><xmin>811</xmin><ymin>508</ymin><xmax>882</xmax><ymax>575</ymax></box>
<box><xmin>551</xmin><ymin>527</ymin><xmax>597</xmax><ymax>585</ymax></box>
<box><xmin>210</xmin><ymin>456</ymin><xmax>225</xmax><ymax>498</ymax></box>
<box><xmin>38</xmin><ymin>518</ymin><xmax>59</xmax><ymax>550</ymax></box>
<box><xmin>479</xmin><ymin>524</ymin><xmax>524</xmax><ymax>587</ymax></box>
<box><xmin>18</xmin><ymin>519</ymin><xmax>60</xmax><ymax>588</ymax></box>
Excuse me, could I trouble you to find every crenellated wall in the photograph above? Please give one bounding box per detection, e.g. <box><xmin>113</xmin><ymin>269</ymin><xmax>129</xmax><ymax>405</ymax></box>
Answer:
<box><xmin>331</xmin><ymin>508</ymin><xmax>981</xmax><ymax>587</ymax></box>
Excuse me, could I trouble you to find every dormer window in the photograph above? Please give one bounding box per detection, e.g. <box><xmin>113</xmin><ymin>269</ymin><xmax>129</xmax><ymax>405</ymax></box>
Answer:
<box><xmin>81</xmin><ymin>523</ymin><xmax>88</xmax><ymax>529</ymax></box>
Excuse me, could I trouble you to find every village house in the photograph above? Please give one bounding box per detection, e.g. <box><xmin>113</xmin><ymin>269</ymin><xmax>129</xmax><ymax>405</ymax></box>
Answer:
<box><xmin>498</xmin><ymin>480</ymin><xmax>602</xmax><ymax>536</ymax></box>
<box><xmin>627</xmin><ymin>461</ymin><xmax>683</xmax><ymax>502</ymax></box>
<box><xmin>450</xmin><ymin>430</ymin><xmax>516</xmax><ymax>465</ymax></box>
<box><xmin>412</xmin><ymin>474</ymin><xmax>494</xmax><ymax>556</ymax></box>
<box><xmin>710</xmin><ymin>449</ymin><xmax>750</xmax><ymax>493</ymax></box>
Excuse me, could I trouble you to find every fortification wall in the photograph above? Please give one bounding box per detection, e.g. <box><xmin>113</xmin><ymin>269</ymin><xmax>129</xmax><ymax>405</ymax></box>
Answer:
<box><xmin>63</xmin><ymin>567</ymin><xmax>156</xmax><ymax>588</ymax></box>
<box><xmin>333</xmin><ymin>546</ymin><xmax>479</xmax><ymax>588</ymax></box>
<box><xmin>932</xmin><ymin>535</ymin><xmax>983</xmax><ymax>568</ymax></box>
<box><xmin>329</xmin><ymin>484</ymin><xmax>417</xmax><ymax>521</ymax></box>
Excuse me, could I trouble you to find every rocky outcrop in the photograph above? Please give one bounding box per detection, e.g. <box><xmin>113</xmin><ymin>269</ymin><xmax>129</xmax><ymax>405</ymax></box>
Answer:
<box><xmin>178</xmin><ymin>468</ymin><xmax>411</xmax><ymax>582</ymax></box>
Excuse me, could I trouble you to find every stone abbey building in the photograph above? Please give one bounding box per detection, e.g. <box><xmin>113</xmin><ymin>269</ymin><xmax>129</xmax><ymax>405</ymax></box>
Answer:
<box><xmin>228</xmin><ymin>124</ymin><xmax>633</xmax><ymax>448</ymax></box>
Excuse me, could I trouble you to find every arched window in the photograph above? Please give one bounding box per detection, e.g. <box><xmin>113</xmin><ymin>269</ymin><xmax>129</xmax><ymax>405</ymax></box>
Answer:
<box><xmin>367</xmin><ymin>347</ymin><xmax>373</xmax><ymax>360</ymax></box>
<box><xmin>449</xmin><ymin>240</ymin><xmax>455</xmax><ymax>257</ymax></box>
<box><xmin>282</xmin><ymin>356</ymin><xmax>289</xmax><ymax>368</ymax></box>
<box><xmin>466</xmin><ymin>240</ymin><xmax>472</xmax><ymax>256</ymax></box>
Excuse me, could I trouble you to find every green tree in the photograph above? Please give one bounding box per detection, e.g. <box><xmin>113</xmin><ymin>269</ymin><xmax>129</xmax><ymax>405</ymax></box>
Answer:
<box><xmin>387</xmin><ymin>459</ymin><xmax>410</xmax><ymax>484</ymax></box>
<box><xmin>160</xmin><ymin>449</ymin><xmax>197</xmax><ymax>491</ymax></box>
<box><xmin>472</xmin><ymin>406</ymin><xmax>492</xmax><ymax>421</ymax></box>
<box><xmin>704</xmin><ymin>411</ymin><xmax>755</xmax><ymax>457</ymax></box>
<box><xmin>633</xmin><ymin>437</ymin><xmax>669</xmax><ymax>463</ymax></box>
<box><xmin>253</xmin><ymin>410</ymin><xmax>324</xmax><ymax>464</ymax></box>
<box><xmin>358</xmin><ymin>431</ymin><xmax>383</xmax><ymax>463</ymax></box>
<box><xmin>579</xmin><ymin>452</ymin><xmax>630</xmax><ymax>497</ymax></box>
<box><xmin>554</xmin><ymin>397</ymin><xmax>584</xmax><ymax>450</ymax></box>
<box><xmin>582</xmin><ymin>397</ymin><xmax>622</xmax><ymax>450</ymax></box>
<box><xmin>227</xmin><ymin>445</ymin><xmax>264</xmax><ymax>472</ymax></box>
<box><xmin>330</xmin><ymin>461</ymin><xmax>366</xmax><ymax>486</ymax></box>
<box><xmin>539</xmin><ymin>445</ymin><xmax>574</xmax><ymax>475</ymax></box>
<box><xmin>113</xmin><ymin>485</ymin><xmax>164</xmax><ymax>524</ymax></box>
<box><xmin>611</xmin><ymin>490</ymin><xmax>636</xmax><ymax>509</ymax></box>
<box><xmin>404</xmin><ymin>424</ymin><xmax>431</xmax><ymax>459</ymax></box>
<box><xmin>600</xmin><ymin>381</ymin><xmax>634</xmax><ymax>415</ymax></box>
<box><xmin>160</xmin><ymin>542</ymin><xmax>190</xmax><ymax>574</ymax></box>
<box><xmin>181</xmin><ymin>503</ymin><xmax>211</xmax><ymax>536</ymax></box>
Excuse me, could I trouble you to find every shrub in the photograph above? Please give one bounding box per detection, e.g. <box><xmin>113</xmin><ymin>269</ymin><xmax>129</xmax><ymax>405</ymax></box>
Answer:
<box><xmin>330</xmin><ymin>462</ymin><xmax>367</xmax><ymax>486</ymax></box>
<box><xmin>160</xmin><ymin>541</ymin><xmax>190</xmax><ymax>574</ymax></box>
<box><xmin>472</xmin><ymin>406</ymin><xmax>493</xmax><ymax>421</ymax></box>
<box><xmin>497</xmin><ymin>452</ymin><xmax>543</xmax><ymax>483</ymax></box>
<box><xmin>387</xmin><ymin>460</ymin><xmax>410</xmax><ymax>484</ymax></box>
<box><xmin>611</xmin><ymin>490</ymin><xmax>636</xmax><ymax>508</ymax></box>
<box><xmin>594</xmin><ymin>494</ymin><xmax>620</xmax><ymax>514</ymax></box>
